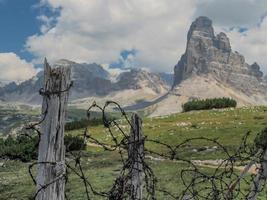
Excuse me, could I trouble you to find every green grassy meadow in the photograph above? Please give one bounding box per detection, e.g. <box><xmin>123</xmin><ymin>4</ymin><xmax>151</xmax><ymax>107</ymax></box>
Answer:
<box><xmin>1</xmin><ymin>106</ymin><xmax>267</xmax><ymax>199</ymax></box>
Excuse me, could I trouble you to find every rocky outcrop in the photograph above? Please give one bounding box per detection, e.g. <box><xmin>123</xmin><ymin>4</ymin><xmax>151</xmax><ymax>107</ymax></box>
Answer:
<box><xmin>173</xmin><ymin>16</ymin><xmax>267</xmax><ymax>100</ymax></box>
<box><xmin>0</xmin><ymin>60</ymin><xmax>168</xmax><ymax>104</ymax></box>
<box><xmin>116</xmin><ymin>69</ymin><xmax>168</xmax><ymax>94</ymax></box>
<box><xmin>141</xmin><ymin>16</ymin><xmax>267</xmax><ymax>117</ymax></box>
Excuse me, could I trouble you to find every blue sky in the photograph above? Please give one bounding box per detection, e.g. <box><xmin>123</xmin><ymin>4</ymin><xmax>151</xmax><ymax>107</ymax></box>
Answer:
<box><xmin>0</xmin><ymin>0</ymin><xmax>40</xmax><ymax>62</ymax></box>
<box><xmin>0</xmin><ymin>0</ymin><xmax>60</xmax><ymax>63</ymax></box>
<box><xmin>0</xmin><ymin>0</ymin><xmax>267</xmax><ymax>83</ymax></box>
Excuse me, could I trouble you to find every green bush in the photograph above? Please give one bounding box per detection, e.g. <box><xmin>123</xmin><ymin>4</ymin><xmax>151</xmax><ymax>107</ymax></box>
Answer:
<box><xmin>0</xmin><ymin>134</ymin><xmax>86</xmax><ymax>162</ymax></box>
<box><xmin>0</xmin><ymin>135</ymin><xmax>38</xmax><ymax>162</ymax></box>
<box><xmin>65</xmin><ymin>118</ymin><xmax>104</xmax><ymax>131</ymax></box>
<box><xmin>182</xmin><ymin>97</ymin><xmax>237</xmax><ymax>112</ymax></box>
<box><xmin>64</xmin><ymin>134</ymin><xmax>86</xmax><ymax>152</ymax></box>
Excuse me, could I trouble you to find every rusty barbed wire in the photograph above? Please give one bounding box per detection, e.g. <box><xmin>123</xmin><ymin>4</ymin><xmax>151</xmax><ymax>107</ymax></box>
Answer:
<box><xmin>2</xmin><ymin>90</ymin><xmax>267</xmax><ymax>199</ymax></box>
<box><xmin>79</xmin><ymin>101</ymin><xmax>267</xmax><ymax>200</ymax></box>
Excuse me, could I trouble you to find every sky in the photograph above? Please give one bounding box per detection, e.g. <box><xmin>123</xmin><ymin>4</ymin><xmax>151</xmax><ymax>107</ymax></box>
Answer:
<box><xmin>0</xmin><ymin>0</ymin><xmax>267</xmax><ymax>83</ymax></box>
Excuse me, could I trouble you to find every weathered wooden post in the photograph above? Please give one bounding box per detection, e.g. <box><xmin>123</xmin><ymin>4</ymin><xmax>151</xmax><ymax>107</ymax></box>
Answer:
<box><xmin>36</xmin><ymin>58</ymin><xmax>71</xmax><ymax>200</ymax></box>
<box><xmin>128</xmin><ymin>113</ymin><xmax>144</xmax><ymax>200</ymax></box>
<box><xmin>247</xmin><ymin>150</ymin><xmax>267</xmax><ymax>200</ymax></box>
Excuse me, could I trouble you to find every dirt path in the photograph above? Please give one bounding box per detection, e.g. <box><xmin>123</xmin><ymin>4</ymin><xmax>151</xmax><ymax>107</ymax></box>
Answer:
<box><xmin>87</xmin><ymin>142</ymin><xmax>259</xmax><ymax>174</ymax></box>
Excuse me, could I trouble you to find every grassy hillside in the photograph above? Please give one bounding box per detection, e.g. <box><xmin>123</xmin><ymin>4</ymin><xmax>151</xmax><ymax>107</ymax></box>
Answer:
<box><xmin>1</xmin><ymin>106</ymin><xmax>267</xmax><ymax>199</ymax></box>
<box><xmin>70</xmin><ymin>106</ymin><xmax>267</xmax><ymax>159</ymax></box>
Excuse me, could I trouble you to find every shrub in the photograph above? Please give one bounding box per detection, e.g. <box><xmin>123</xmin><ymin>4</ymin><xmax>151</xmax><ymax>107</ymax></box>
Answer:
<box><xmin>65</xmin><ymin>117</ymin><xmax>111</xmax><ymax>131</ymax></box>
<box><xmin>0</xmin><ymin>134</ymin><xmax>86</xmax><ymax>162</ymax></box>
<box><xmin>64</xmin><ymin>134</ymin><xmax>86</xmax><ymax>152</ymax></box>
<box><xmin>0</xmin><ymin>135</ymin><xmax>38</xmax><ymax>162</ymax></box>
<box><xmin>182</xmin><ymin>97</ymin><xmax>237</xmax><ymax>112</ymax></box>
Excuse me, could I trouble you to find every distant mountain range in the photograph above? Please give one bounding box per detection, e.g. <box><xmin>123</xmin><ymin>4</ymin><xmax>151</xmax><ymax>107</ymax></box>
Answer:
<box><xmin>0</xmin><ymin>59</ymin><xmax>170</xmax><ymax>105</ymax></box>
<box><xmin>0</xmin><ymin>16</ymin><xmax>266</xmax><ymax>116</ymax></box>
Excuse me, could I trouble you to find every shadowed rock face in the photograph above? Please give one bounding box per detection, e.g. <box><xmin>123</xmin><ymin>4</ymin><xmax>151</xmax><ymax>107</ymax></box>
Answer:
<box><xmin>173</xmin><ymin>16</ymin><xmax>265</xmax><ymax>96</ymax></box>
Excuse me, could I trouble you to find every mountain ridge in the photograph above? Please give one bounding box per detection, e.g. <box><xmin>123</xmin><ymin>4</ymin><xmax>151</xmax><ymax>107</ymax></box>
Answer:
<box><xmin>0</xmin><ymin>59</ymin><xmax>169</xmax><ymax>105</ymax></box>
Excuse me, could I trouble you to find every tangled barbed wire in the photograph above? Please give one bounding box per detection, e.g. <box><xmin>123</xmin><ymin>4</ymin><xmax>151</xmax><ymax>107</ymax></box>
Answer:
<box><xmin>5</xmin><ymin>93</ymin><xmax>267</xmax><ymax>200</ymax></box>
<box><xmin>23</xmin><ymin>99</ymin><xmax>262</xmax><ymax>200</ymax></box>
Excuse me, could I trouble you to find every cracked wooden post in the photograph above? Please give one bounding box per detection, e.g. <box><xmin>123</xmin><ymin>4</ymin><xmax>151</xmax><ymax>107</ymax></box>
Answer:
<box><xmin>247</xmin><ymin>150</ymin><xmax>267</xmax><ymax>200</ymax></box>
<box><xmin>36</xmin><ymin>58</ymin><xmax>71</xmax><ymax>200</ymax></box>
<box><xmin>128</xmin><ymin>113</ymin><xmax>144</xmax><ymax>200</ymax></box>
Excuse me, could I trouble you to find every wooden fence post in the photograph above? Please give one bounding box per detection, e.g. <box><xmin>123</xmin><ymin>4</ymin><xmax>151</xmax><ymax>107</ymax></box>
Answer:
<box><xmin>247</xmin><ymin>150</ymin><xmax>267</xmax><ymax>200</ymax></box>
<box><xmin>128</xmin><ymin>113</ymin><xmax>144</xmax><ymax>200</ymax></box>
<box><xmin>36</xmin><ymin>59</ymin><xmax>71</xmax><ymax>200</ymax></box>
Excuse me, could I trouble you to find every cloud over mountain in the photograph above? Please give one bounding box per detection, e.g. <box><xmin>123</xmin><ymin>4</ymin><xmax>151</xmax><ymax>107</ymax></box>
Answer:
<box><xmin>0</xmin><ymin>53</ymin><xmax>37</xmax><ymax>83</ymax></box>
<box><xmin>226</xmin><ymin>17</ymin><xmax>267</xmax><ymax>74</ymax></box>
<box><xmin>195</xmin><ymin>0</ymin><xmax>267</xmax><ymax>27</ymax></box>
<box><xmin>26</xmin><ymin>0</ymin><xmax>196</xmax><ymax>72</ymax></box>
<box><xmin>26</xmin><ymin>0</ymin><xmax>267</xmax><ymax>73</ymax></box>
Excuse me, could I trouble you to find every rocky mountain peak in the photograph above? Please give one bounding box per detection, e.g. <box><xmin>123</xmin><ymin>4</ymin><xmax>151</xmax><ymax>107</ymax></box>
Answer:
<box><xmin>187</xmin><ymin>16</ymin><xmax>214</xmax><ymax>40</ymax></box>
<box><xmin>250</xmin><ymin>62</ymin><xmax>263</xmax><ymax>80</ymax></box>
<box><xmin>215</xmin><ymin>32</ymin><xmax>231</xmax><ymax>52</ymax></box>
<box><xmin>173</xmin><ymin>16</ymin><xmax>265</xmax><ymax>97</ymax></box>
<box><xmin>187</xmin><ymin>17</ymin><xmax>231</xmax><ymax>52</ymax></box>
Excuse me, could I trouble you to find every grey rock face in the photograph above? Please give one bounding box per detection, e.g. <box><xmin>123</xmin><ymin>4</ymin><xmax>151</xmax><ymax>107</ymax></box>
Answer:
<box><xmin>187</xmin><ymin>16</ymin><xmax>215</xmax><ymax>40</ymax></box>
<box><xmin>116</xmin><ymin>69</ymin><xmax>168</xmax><ymax>93</ymax></box>
<box><xmin>173</xmin><ymin>16</ymin><xmax>266</xmax><ymax>98</ymax></box>
<box><xmin>215</xmin><ymin>32</ymin><xmax>231</xmax><ymax>52</ymax></box>
<box><xmin>0</xmin><ymin>60</ymin><xmax>168</xmax><ymax>104</ymax></box>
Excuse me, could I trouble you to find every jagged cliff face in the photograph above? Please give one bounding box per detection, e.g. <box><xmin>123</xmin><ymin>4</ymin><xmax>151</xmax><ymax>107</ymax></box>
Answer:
<box><xmin>173</xmin><ymin>16</ymin><xmax>265</xmax><ymax>97</ymax></box>
<box><xmin>143</xmin><ymin>16</ymin><xmax>267</xmax><ymax>117</ymax></box>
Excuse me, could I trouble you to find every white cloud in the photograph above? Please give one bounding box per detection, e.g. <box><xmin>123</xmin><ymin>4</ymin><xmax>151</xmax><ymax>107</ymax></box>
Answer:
<box><xmin>195</xmin><ymin>0</ymin><xmax>267</xmax><ymax>27</ymax></box>
<box><xmin>26</xmin><ymin>0</ymin><xmax>197</xmax><ymax>72</ymax></box>
<box><xmin>225</xmin><ymin>16</ymin><xmax>267</xmax><ymax>73</ymax></box>
<box><xmin>26</xmin><ymin>0</ymin><xmax>267</xmax><ymax>73</ymax></box>
<box><xmin>37</xmin><ymin>15</ymin><xmax>56</xmax><ymax>33</ymax></box>
<box><xmin>0</xmin><ymin>53</ymin><xmax>37</xmax><ymax>83</ymax></box>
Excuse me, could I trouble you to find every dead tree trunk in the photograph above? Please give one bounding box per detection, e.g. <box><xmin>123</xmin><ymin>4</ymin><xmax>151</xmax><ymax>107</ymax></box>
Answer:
<box><xmin>36</xmin><ymin>59</ymin><xmax>71</xmax><ymax>200</ymax></box>
<box><xmin>247</xmin><ymin>150</ymin><xmax>267</xmax><ymax>200</ymax></box>
<box><xmin>128</xmin><ymin>113</ymin><xmax>144</xmax><ymax>200</ymax></box>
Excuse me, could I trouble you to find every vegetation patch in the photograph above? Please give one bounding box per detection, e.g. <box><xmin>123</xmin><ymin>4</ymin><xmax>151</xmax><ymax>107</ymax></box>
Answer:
<box><xmin>0</xmin><ymin>135</ymin><xmax>38</xmax><ymax>162</ymax></box>
<box><xmin>65</xmin><ymin>118</ymin><xmax>103</xmax><ymax>130</ymax></box>
<box><xmin>0</xmin><ymin>134</ymin><xmax>86</xmax><ymax>162</ymax></box>
<box><xmin>182</xmin><ymin>97</ymin><xmax>237</xmax><ymax>112</ymax></box>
